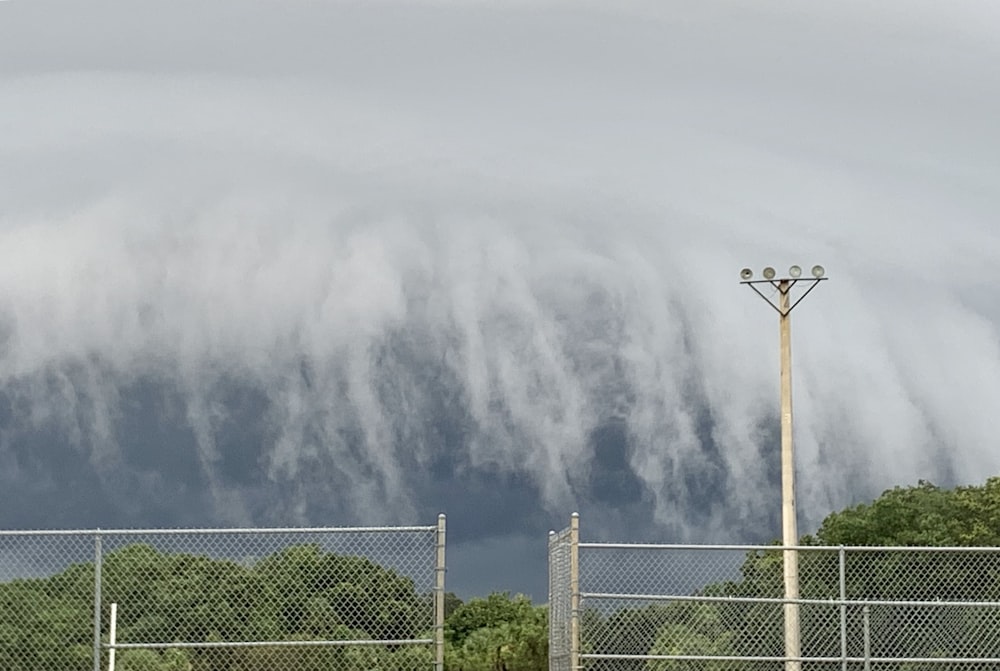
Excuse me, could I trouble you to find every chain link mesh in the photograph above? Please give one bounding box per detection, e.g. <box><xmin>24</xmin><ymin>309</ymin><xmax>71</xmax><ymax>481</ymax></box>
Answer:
<box><xmin>0</xmin><ymin>532</ymin><xmax>97</xmax><ymax>671</ymax></box>
<box><xmin>568</xmin><ymin>544</ymin><xmax>1000</xmax><ymax>670</ymax></box>
<box><xmin>1</xmin><ymin>526</ymin><xmax>440</xmax><ymax>671</ymax></box>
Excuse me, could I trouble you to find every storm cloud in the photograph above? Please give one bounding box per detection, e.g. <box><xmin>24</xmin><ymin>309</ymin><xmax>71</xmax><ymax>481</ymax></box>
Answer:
<box><xmin>0</xmin><ymin>0</ymin><xmax>998</xmax><ymax>597</ymax></box>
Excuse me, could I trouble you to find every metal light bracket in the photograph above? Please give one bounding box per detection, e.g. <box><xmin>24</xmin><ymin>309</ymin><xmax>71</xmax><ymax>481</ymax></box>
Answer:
<box><xmin>740</xmin><ymin>277</ymin><xmax>827</xmax><ymax>316</ymax></box>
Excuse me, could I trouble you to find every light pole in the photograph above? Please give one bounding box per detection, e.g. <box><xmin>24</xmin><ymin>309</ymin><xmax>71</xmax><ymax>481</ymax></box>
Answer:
<box><xmin>740</xmin><ymin>264</ymin><xmax>826</xmax><ymax>671</ymax></box>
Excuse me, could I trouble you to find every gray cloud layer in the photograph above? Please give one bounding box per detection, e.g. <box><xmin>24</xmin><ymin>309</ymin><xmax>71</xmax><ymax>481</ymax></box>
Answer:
<box><xmin>1</xmin><ymin>0</ymin><xmax>998</xmax><ymax>597</ymax></box>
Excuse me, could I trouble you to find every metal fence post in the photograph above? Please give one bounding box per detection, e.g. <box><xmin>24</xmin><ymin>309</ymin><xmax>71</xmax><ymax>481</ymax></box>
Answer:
<box><xmin>435</xmin><ymin>514</ymin><xmax>447</xmax><ymax>671</ymax></box>
<box><xmin>92</xmin><ymin>530</ymin><xmax>103</xmax><ymax>671</ymax></box>
<box><xmin>547</xmin><ymin>530</ymin><xmax>556</xmax><ymax>671</ymax></box>
<box><xmin>862</xmin><ymin>604</ymin><xmax>871</xmax><ymax>671</ymax></box>
<box><xmin>839</xmin><ymin>546</ymin><xmax>847</xmax><ymax>671</ymax></box>
<box><xmin>569</xmin><ymin>513</ymin><xmax>580</xmax><ymax>671</ymax></box>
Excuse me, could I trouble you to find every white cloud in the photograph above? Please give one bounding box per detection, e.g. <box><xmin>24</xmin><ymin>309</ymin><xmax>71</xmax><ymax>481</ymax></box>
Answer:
<box><xmin>0</xmin><ymin>0</ymin><xmax>997</xmax><ymax>538</ymax></box>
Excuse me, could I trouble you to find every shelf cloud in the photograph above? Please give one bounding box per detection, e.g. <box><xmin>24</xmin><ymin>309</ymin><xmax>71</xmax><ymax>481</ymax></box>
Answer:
<box><xmin>1</xmin><ymin>0</ymin><xmax>998</xmax><ymax>597</ymax></box>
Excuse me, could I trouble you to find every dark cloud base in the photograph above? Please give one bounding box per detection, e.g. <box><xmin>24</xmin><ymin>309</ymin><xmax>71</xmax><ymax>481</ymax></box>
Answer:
<box><xmin>0</xmin><ymin>365</ymin><xmax>792</xmax><ymax>598</ymax></box>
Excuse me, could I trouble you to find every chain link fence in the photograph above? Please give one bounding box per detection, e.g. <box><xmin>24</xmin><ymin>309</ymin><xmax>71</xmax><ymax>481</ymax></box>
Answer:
<box><xmin>549</xmin><ymin>514</ymin><xmax>1000</xmax><ymax>670</ymax></box>
<box><xmin>0</xmin><ymin>518</ymin><xmax>446</xmax><ymax>671</ymax></box>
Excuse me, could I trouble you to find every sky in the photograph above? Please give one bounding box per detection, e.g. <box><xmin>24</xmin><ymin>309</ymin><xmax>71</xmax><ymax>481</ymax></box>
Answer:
<box><xmin>0</xmin><ymin>0</ymin><xmax>999</xmax><ymax>600</ymax></box>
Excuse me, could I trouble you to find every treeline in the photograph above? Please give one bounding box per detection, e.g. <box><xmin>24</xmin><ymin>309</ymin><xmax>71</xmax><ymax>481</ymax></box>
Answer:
<box><xmin>588</xmin><ymin>478</ymin><xmax>1000</xmax><ymax>670</ymax></box>
<box><xmin>3</xmin><ymin>478</ymin><xmax>1000</xmax><ymax>671</ymax></box>
<box><xmin>0</xmin><ymin>541</ymin><xmax>546</xmax><ymax>671</ymax></box>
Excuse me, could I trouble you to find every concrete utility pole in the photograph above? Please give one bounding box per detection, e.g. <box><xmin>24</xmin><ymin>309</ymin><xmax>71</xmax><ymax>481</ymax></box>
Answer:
<box><xmin>740</xmin><ymin>264</ymin><xmax>826</xmax><ymax>671</ymax></box>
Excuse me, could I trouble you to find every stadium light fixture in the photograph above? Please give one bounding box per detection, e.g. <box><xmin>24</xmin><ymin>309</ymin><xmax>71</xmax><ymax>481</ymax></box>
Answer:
<box><xmin>739</xmin><ymin>264</ymin><xmax>828</xmax><ymax>671</ymax></box>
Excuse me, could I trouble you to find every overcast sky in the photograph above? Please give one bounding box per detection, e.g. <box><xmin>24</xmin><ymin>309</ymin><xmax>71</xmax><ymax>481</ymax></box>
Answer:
<box><xmin>1</xmin><ymin>0</ymin><xmax>998</xmax><ymax>599</ymax></box>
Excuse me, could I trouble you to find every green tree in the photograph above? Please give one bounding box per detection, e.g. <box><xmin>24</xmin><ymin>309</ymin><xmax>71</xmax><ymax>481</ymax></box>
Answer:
<box><xmin>813</xmin><ymin>480</ymin><xmax>970</xmax><ymax>546</ymax></box>
<box><xmin>635</xmin><ymin>478</ymin><xmax>1000</xmax><ymax>667</ymax></box>
<box><xmin>446</xmin><ymin>592</ymin><xmax>533</xmax><ymax>645</ymax></box>
<box><xmin>446</xmin><ymin>592</ymin><xmax>547</xmax><ymax>671</ymax></box>
<box><xmin>583</xmin><ymin>604</ymin><xmax>676</xmax><ymax>671</ymax></box>
<box><xmin>0</xmin><ymin>574</ymin><xmax>93</xmax><ymax>671</ymax></box>
<box><xmin>254</xmin><ymin>544</ymin><xmax>424</xmax><ymax>640</ymax></box>
<box><xmin>444</xmin><ymin>591</ymin><xmax>464</xmax><ymax>619</ymax></box>
<box><xmin>811</xmin><ymin>479</ymin><xmax>1000</xmax><ymax>660</ymax></box>
<box><xmin>646</xmin><ymin>602</ymin><xmax>735</xmax><ymax>671</ymax></box>
<box><xmin>0</xmin><ymin>542</ymin><xmax>433</xmax><ymax>671</ymax></box>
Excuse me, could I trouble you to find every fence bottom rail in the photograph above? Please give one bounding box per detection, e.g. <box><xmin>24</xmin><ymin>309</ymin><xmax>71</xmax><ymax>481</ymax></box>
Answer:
<box><xmin>106</xmin><ymin>639</ymin><xmax>434</xmax><ymax>649</ymax></box>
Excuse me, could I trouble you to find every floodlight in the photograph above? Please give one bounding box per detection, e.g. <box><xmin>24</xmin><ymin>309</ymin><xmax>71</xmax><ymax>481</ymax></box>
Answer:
<box><xmin>762</xmin><ymin>267</ymin><xmax>776</xmax><ymax>280</ymax></box>
<box><xmin>811</xmin><ymin>265</ymin><xmax>825</xmax><ymax>278</ymax></box>
<box><xmin>740</xmin><ymin>268</ymin><xmax>754</xmax><ymax>280</ymax></box>
<box><xmin>789</xmin><ymin>265</ymin><xmax>802</xmax><ymax>278</ymax></box>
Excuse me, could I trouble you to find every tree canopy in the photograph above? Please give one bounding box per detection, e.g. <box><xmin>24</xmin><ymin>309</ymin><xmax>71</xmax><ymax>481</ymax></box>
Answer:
<box><xmin>446</xmin><ymin>593</ymin><xmax>547</xmax><ymax>671</ymax></box>
<box><xmin>589</xmin><ymin>478</ymin><xmax>1000</xmax><ymax>668</ymax></box>
<box><xmin>0</xmin><ymin>541</ymin><xmax>546</xmax><ymax>671</ymax></box>
<box><xmin>5</xmin><ymin>478</ymin><xmax>1000</xmax><ymax>670</ymax></box>
<box><xmin>811</xmin><ymin>478</ymin><xmax>1000</xmax><ymax>546</ymax></box>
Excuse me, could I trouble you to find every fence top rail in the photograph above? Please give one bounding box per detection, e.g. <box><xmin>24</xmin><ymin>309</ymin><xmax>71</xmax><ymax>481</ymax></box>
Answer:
<box><xmin>578</xmin><ymin>542</ymin><xmax>1000</xmax><ymax>552</ymax></box>
<box><xmin>0</xmin><ymin>525</ymin><xmax>437</xmax><ymax>536</ymax></box>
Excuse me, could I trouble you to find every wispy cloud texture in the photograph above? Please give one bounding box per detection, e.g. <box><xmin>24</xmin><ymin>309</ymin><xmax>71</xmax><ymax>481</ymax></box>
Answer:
<box><xmin>0</xmin><ymin>0</ymin><xmax>998</xmax><ymax>595</ymax></box>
